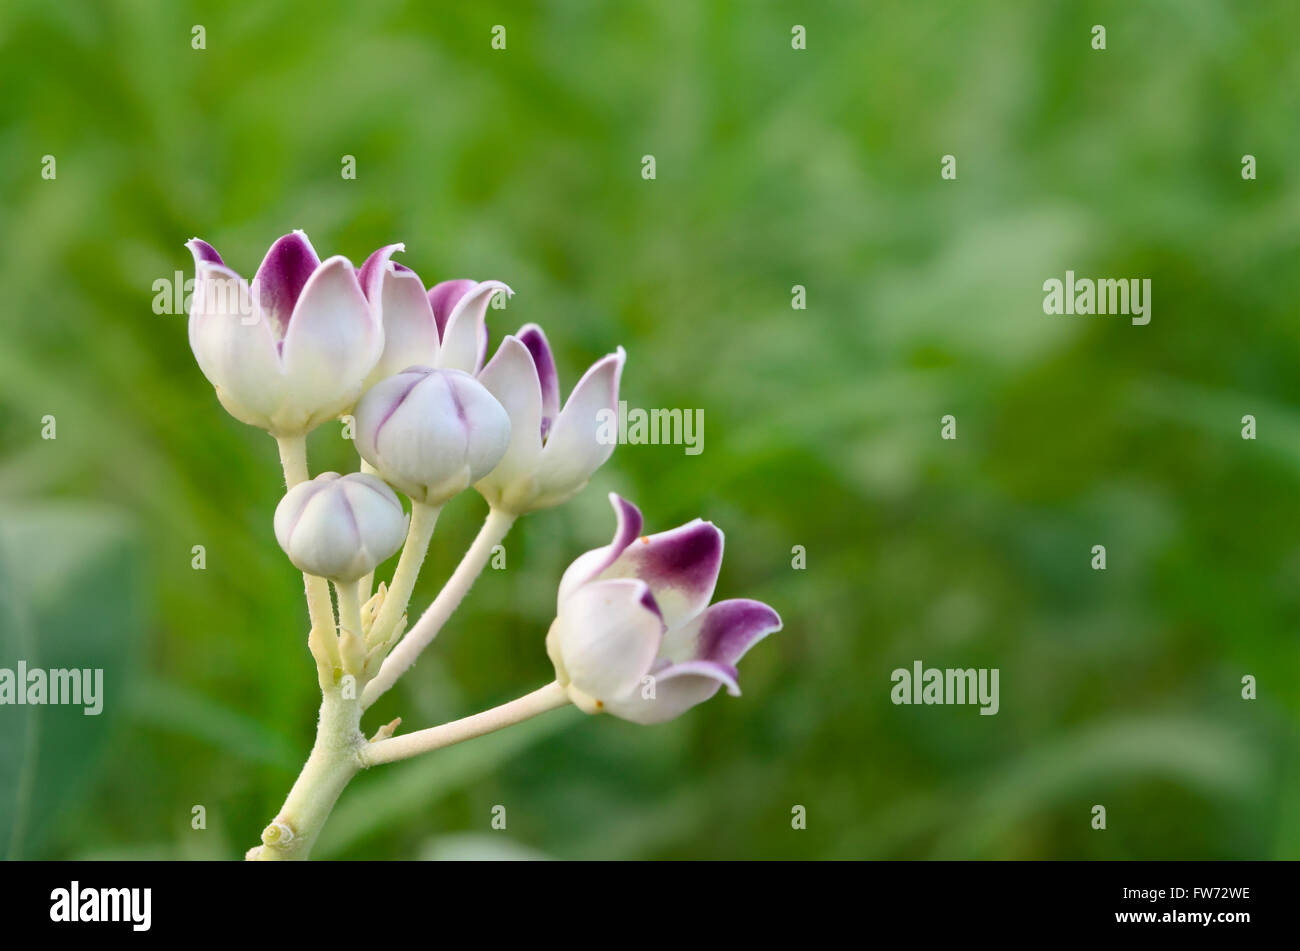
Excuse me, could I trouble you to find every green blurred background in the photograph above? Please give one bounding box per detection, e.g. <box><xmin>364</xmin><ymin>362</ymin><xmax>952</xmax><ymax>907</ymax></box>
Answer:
<box><xmin>2</xmin><ymin>0</ymin><xmax>1298</xmax><ymax>860</ymax></box>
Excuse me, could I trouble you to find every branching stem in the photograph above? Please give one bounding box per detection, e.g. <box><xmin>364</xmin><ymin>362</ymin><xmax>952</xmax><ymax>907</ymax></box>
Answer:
<box><xmin>362</xmin><ymin>682</ymin><xmax>569</xmax><ymax>767</ymax></box>
<box><xmin>363</xmin><ymin>507</ymin><xmax>516</xmax><ymax>708</ymax></box>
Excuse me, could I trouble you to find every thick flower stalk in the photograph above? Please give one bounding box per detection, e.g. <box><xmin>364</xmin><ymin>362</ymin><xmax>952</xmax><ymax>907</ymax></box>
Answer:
<box><xmin>184</xmin><ymin>232</ymin><xmax>780</xmax><ymax>860</ymax></box>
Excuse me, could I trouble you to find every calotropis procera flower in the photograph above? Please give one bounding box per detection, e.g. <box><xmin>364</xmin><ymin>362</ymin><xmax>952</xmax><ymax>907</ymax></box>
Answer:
<box><xmin>273</xmin><ymin>472</ymin><xmax>408</xmax><ymax>583</ymax></box>
<box><xmin>358</xmin><ymin>243</ymin><xmax>512</xmax><ymax>387</ymax></box>
<box><xmin>546</xmin><ymin>494</ymin><xmax>782</xmax><ymax>723</ymax></box>
<box><xmin>475</xmin><ymin>325</ymin><xmax>626</xmax><ymax>514</ymax></box>
<box><xmin>187</xmin><ymin>231</ymin><xmax>382</xmax><ymax>436</ymax></box>
<box><xmin>353</xmin><ymin>366</ymin><xmax>511</xmax><ymax>507</ymax></box>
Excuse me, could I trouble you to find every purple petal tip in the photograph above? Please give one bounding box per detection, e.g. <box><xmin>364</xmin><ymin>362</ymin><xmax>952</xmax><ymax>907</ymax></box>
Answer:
<box><xmin>186</xmin><ymin>238</ymin><xmax>224</xmax><ymax>267</ymax></box>
<box><xmin>253</xmin><ymin>232</ymin><xmax>322</xmax><ymax>335</ymax></box>
<box><xmin>695</xmin><ymin>599</ymin><xmax>782</xmax><ymax>666</ymax></box>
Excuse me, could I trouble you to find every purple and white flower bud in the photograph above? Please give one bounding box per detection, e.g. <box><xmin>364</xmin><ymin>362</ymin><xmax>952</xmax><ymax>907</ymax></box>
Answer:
<box><xmin>273</xmin><ymin>472</ymin><xmax>408</xmax><ymax>582</ymax></box>
<box><xmin>186</xmin><ymin>231</ymin><xmax>382</xmax><ymax>436</ymax></box>
<box><xmin>353</xmin><ymin>366</ymin><xmax>511</xmax><ymax>506</ymax></box>
<box><xmin>546</xmin><ymin>494</ymin><xmax>781</xmax><ymax>723</ymax></box>
<box><xmin>475</xmin><ymin>325</ymin><xmax>625</xmax><ymax>514</ymax></box>
<box><xmin>356</xmin><ymin>244</ymin><xmax>512</xmax><ymax>388</ymax></box>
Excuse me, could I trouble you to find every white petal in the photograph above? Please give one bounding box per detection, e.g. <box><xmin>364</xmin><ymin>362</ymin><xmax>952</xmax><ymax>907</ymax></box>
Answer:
<box><xmin>273</xmin><ymin>474</ymin><xmax>337</xmax><ymax>554</ymax></box>
<box><xmin>604</xmin><ymin>660</ymin><xmax>738</xmax><ymax>724</ymax></box>
<box><xmin>436</xmin><ymin>280</ymin><xmax>512</xmax><ymax>372</ymax></box>
<box><xmin>340</xmin><ymin>474</ymin><xmax>409</xmax><ymax>568</ymax></box>
<box><xmin>365</xmin><ymin>371</ymin><xmax>471</xmax><ymax>502</ymax></box>
<box><xmin>368</xmin><ymin>267</ymin><xmax>439</xmax><ymax>387</ymax></box>
<box><xmin>532</xmin><ymin>347</ymin><xmax>625</xmax><ymax>508</ymax></box>
<box><xmin>550</xmin><ymin>578</ymin><xmax>664</xmax><ymax>705</ymax></box>
<box><xmin>187</xmin><ymin>262</ymin><xmax>285</xmax><ymax>429</ymax></box>
<box><xmin>454</xmin><ymin>371</ymin><xmax>513</xmax><ymax>483</ymax></box>
<box><xmin>556</xmin><ymin>493</ymin><xmax>643</xmax><ymax>606</ymax></box>
<box><xmin>274</xmin><ymin>472</ymin><xmax>408</xmax><ymax>581</ymax></box>
<box><xmin>356</xmin><ymin>368</ymin><xmax>509</xmax><ymax>506</ymax></box>
<box><xmin>283</xmin><ymin>478</ymin><xmax>362</xmax><ymax>579</ymax></box>
<box><xmin>280</xmin><ymin>256</ymin><xmax>383</xmax><ymax>428</ymax></box>
<box><xmin>474</xmin><ymin>336</ymin><xmax>544</xmax><ymax>510</ymax></box>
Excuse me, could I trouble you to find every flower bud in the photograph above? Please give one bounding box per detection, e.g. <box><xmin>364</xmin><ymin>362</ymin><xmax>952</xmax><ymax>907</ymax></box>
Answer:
<box><xmin>355</xmin><ymin>243</ymin><xmax>513</xmax><ymax>388</ymax></box>
<box><xmin>353</xmin><ymin>366</ymin><xmax>511</xmax><ymax>506</ymax></box>
<box><xmin>476</xmin><ymin>326</ymin><xmax>625</xmax><ymax>514</ymax></box>
<box><xmin>273</xmin><ymin>472</ymin><xmax>408</xmax><ymax>582</ymax></box>
<box><xmin>546</xmin><ymin>494</ymin><xmax>781</xmax><ymax>724</ymax></box>
<box><xmin>186</xmin><ymin>231</ymin><xmax>382</xmax><ymax>436</ymax></box>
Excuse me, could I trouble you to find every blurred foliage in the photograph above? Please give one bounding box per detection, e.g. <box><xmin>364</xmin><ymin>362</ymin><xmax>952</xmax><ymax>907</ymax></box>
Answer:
<box><xmin>1</xmin><ymin>0</ymin><xmax>1299</xmax><ymax>859</ymax></box>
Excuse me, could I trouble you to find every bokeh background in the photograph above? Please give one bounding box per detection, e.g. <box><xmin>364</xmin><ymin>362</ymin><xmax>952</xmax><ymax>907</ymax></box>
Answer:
<box><xmin>2</xmin><ymin>0</ymin><xmax>1299</xmax><ymax>860</ymax></box>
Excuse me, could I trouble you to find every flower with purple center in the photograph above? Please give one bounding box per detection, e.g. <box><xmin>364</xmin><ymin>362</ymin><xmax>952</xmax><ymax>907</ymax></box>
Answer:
<box><xmin>186</xmin><ymin>231</ymin><xmax>382</xmax><ymax>436</ymax></box>
<box><xmin>357</xmin><ymin>243</ymin><xmax>511</xmax><ymax>388</ymax></box>
<box><xmin>546</xmin><ymin>494</ymin><xmax>781</xmax><ymax>723</ymax></box>
<box><xmin>475</xmin><ymin>325</ymin><xmax>626</xmax><ymax>514</ymax></box>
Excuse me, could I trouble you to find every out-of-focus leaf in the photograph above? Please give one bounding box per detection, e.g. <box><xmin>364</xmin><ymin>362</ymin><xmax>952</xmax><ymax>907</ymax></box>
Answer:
<box><xmin>0</xmin><ymin>503</ymin><xmax>143</xmax><ymax>858</ymax></box>
<box><xmin>125</xmin><ymin>678</ymin><xmax>298</xmax><ymax>769</ymax></box>
<box><xmin>0</xmin><ymin>544</ymin><xmax>38</xmax><ymax>859</ymax></box>
<box><xmin>929</xmin><ymin>717</ymin><xmax>1263</xmax><ymax>857</ymax></box>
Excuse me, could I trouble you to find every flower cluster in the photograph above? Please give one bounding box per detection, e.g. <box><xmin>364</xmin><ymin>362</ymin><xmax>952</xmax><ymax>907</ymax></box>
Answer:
<box><xmin>187</xmin><ymin>229</ymin><xmax>780</xmax><ymax>858</ymax></box>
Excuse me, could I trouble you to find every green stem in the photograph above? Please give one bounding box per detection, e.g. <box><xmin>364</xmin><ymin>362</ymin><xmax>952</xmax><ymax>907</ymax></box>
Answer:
<box><xmin>367</xmin><ymin>501</ymin><xmax>440</xmax><ymax>649</ymax></box>
<box><xmin>275</xmin><ymin>433</ymin><xmax>339</xmax><ymax>681</ymax></box>
<box><xmin>362</xmin><ymin>508</ymin><xmax>516</xmax><ymax>709</ymax></box>
<box><xmin>362</xmin><ymin>682</ymin><xmax>569</xmax><ymax>767</ymax></box>
<box><xmin>247</xmin><ymin>688</ymin><xmax>363</xmax><ymax>861</ymax></box>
